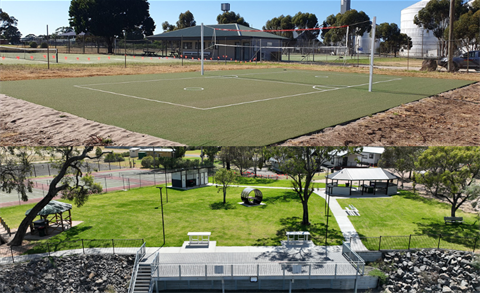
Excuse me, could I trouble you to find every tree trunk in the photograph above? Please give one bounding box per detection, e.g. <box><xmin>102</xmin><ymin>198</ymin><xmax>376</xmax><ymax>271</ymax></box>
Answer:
<box><xmin>223</xmin><ymin>187</ymin><xmax>226</xmax><ymax>204</ymax></box>
<box><xmin>226</xmin><ymin>161</ymin><xmax>230</xmax><ymax>170</ymax></box>
<box><xmin>451</xmin><ymin>196</ymin><xmax>457</xmax><ymax>217</ymax></box>
<box><xmin>105</xmin><ymin>36</ymin><xmax>113</xmax><ymax>54</ymax></box>
<box><xmin>302</xmin><ymin>201</ymin><xmax>310</xmax><ymax>225</ymax></box>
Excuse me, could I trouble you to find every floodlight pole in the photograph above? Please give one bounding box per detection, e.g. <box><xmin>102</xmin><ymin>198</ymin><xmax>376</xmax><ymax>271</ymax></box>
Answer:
<box><xmin>368</xmin><ymin>17</ymin><xmax>376</xmax><ymax>92</ymax></box>
<box><xmin>201</xmin><ymin>23</ymin><xmax>204</xmax><ymax>75</ymax></box>
<box><xmin>156</xmin><ymin>186</ymin><xmax>166</xmax><ymax>245</ymax></box>
<box><xmin>47</xmin><ymin>25</ymin><xmax>50</xmax><ymax>70</ymax></box>
<box><xmin>123</xmin><ymin>30</ymin><xmax>126</xmax><ymax>68</ymax></box>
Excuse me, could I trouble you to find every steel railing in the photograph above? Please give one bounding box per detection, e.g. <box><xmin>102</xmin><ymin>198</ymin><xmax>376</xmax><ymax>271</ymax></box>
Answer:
<box><xmin>128</xmin><ymin>242</ymin><xmax>146</xmax><ymax>293</ymax></box>
<box><xmin>342</xmin><ymin>242</ymin><xmax>365</xmax><ymax>275</ymax></box>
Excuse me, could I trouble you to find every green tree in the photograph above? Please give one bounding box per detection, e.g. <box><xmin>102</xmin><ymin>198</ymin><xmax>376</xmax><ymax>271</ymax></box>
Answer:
<box><xmin>141</xmin><ymin>155</ymin><xmax>154</xmax><ymax>168</ymax></box>
<box><xmin>203</xmin><ymin>146</ymin><xmax>219</xmax><ymax>163</ymax></box>
<box><xmin>375</xmin><ymin>23</ymin><xmax>412</xmax><ymax>57</ymax></box>
<box><xmin>230</xmin><ymin>147</ymin><xmax>254</xmax><ymax>176</ymax></box>
<box><xmin>379</xmin><ymin>147</ymin><xmax>426</xmax><ymax>189</ymax></box>
<box><xmin>217</xmin><ymin>11</ymin><xmax>249</xmax><ymax>26</ymax></box>
<box><xmin>415</xmin><ymin>147</ymin><xmax>480</xmax><ymax>217</ymax></box>
<box><xmin>292</xmin><ymin>12</ymin><xmax>320</xmax><ymax>40</ymax></box>
<box><xmin>214</xmin><ymin>168</ymin><xmax>237</xmax><ymax>204</ymax></box>
<box><xmin>413</xmin><ymin>0</ymin><xmax>468</xmax><ymax>56</ymax></box>
<box><xmin>218</xmin><ymin>147</ymin><xmax>235</xmax><ymax>170</ymax></box>
<box><xmin>322</xmin><ymin>9</ymin><xmax>371</xmax><ymax>52</ymax></box>
<box><xmin>452</xmin><ymin>10</ymin><xmax>480</xmax><ymax>51</ymax></box>
<box><xmin>1</xmin><ymin>147</ymin><xmax>107</xmax><ymax>246</ymax></box>
<box><xmin>263</xmin><ymin>15</ymin><xmax>295</xmax><ymax>39</ymax></box>
<box><xmin>176</xmin><ymin>10</ymin><xmax>196</xmax><ymax>29</ymax></box>
<box><xmin>269</xmin><ymin>147</ymin><xmax>348</xmax><ymax>225</ymax></box>
<box><xmin>162</xmin><ymin>21</ymin><xmax>175</xmax><ymax>32</ymax></box>
<box><xmin>69</xmin><ymin>0</ymin><xmax>155</xmax><ymax>54</ymax></box>
<box><xmin>0</xmin><ymin>9</ymin><xmax>21</xmax><ymax>44</ymax></box>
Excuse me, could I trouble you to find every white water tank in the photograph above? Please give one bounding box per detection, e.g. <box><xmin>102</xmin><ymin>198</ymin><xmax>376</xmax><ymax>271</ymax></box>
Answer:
<box><xmin>400</xmin><ymin>0</ymin><xmax>439</xmax><ymax>58</ymax></box>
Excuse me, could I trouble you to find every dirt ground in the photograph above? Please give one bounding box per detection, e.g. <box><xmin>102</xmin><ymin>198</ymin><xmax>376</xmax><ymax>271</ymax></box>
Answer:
<box><xmin>1</xmin><ymin>63</ymin><xmax>479</xmax><ymax>146</ymax></box>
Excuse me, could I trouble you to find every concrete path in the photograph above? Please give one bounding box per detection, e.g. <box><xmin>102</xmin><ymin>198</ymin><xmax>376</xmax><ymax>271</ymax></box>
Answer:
<box><xmin>314</xmin><ymin>190</ymin><xmax>367</xmax><ymax>251</ymax></box>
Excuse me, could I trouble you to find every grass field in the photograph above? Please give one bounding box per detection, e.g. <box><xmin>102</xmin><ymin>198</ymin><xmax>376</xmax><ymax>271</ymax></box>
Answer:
<box><xmin>337</xmin><ymin>191</ymin><xmax>479</xmax><ymax>251</ymax></box>
<box><xmin>0</xmin><ymin>186</ymin><xmax>342</xmax><ymax>251</ymax></box>
<box><xmin>1</xmin><ymin>68</ymin><xmax>473</xmax><ymax>145</ymax></box>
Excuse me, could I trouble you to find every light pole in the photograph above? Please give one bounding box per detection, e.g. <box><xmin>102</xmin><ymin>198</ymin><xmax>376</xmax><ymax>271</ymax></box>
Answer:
<box><xmin>156</xmin><ymin>186</ymin><xmax>165</xmax><ymax>245</ymax></box>
<box><xmin>123</xmin><ymin>30</ymin><xmax>126</xmax><ymax>68</ymax></box>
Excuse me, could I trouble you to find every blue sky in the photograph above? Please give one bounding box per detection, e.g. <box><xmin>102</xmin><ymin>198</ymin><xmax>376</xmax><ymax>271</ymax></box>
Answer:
<box><xmin>1</xmin><ymin>0</ymin><xmax>417</xmax><ymax>36</ymax></box>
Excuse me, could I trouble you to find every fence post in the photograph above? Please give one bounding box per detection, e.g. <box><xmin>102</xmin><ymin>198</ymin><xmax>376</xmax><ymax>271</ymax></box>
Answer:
<box><xmin>378</xmin><ymin>236</ymin><xmax>382</xmax><ymax>251</ymax></box>
<box><xmin>82</xmin><ymin>239</ymin><xmax>85</xmax><ymax>254</ymax></box>
<box><xmin>112</xmin><ymin>239</ymin><xmax>115</xmax><ymax>254</ymax></box>
<box><xmin>257</xmin><ymin>264</ymin><xmax>259</xmax><ymax>279</ymax></box>
<box><xmin>179</xmin><ymin>265</ymin><xmax>181</xmax><ymax>278</ymax></box>
<box><xmin>10</xmin><ymin>246</ymin><xmax>14</xmax><ymax>263</ymax></box>
<box><xmin>437</xmin><ymin>235</ymin><xmax>441</xmax><ymax>250</ymax></box>
<box><xmin>205</xmin><ymin>264</ymin><xmax>208</xmax><ymax>279</ymax></box>
<box><xmin>309</xmin><ymin>264</ymin><xmax>311</xmax><ymax>279</ymax></box>
<box><xmin>408</xmin><ymin>235</ymin><xmax>412</xmax><ymax>250</ymax></box>
<box><xmin>334</xmin><ymin>264</ymin><xmax>337</xmax><ymax>278</ymax></box>
<box><xmin>231</xmin><ymin>264</ymin><xmax>233</xmax><ymax>278</ymax></box>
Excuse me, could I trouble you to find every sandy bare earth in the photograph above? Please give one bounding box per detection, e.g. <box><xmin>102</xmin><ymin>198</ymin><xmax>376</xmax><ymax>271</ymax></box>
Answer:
<box><xmin>0</xmin><ymin>94</ymin><xmax>185</xmax><ymax>146</ymax></box>
<box><xmin>1</xmin><ymin>82</ymin><xmax>479</xmax><ymax>146</ymax></box>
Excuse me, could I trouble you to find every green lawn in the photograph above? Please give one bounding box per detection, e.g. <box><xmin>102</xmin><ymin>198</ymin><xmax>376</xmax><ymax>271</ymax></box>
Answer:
<box><xmin>0</xmin><ymin>186</ymin><xmax>342</xmax><ymax>252</ymax></box>
<box><xmin>0</xmin><ymin>68</ymin><xmax>472</xmax><ymax>145</ymax></box>
<box><xmin>208</xmin><ymin>176</ymin><xmax>327</xmax><ymax>188</ymax></box>
<box><xmin>337</xmin><ymin>191</ymin><xmax>479</xmax><ymax>251</ymax></box>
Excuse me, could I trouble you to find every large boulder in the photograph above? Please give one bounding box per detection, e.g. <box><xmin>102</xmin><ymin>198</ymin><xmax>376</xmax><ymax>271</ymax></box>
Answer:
<box><xmin>420</xmin><ymin>59</ymin><xmax>438</xmax><ymax>71</ymax></box>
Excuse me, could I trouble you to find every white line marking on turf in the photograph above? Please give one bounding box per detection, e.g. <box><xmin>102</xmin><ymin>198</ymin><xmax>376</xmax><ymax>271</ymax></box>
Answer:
<box><xmin>73</xmin><ymin>85</ymin><xmax>204</xmax><ymax>110</ymax></box>
<box><xmin>74</xmin><ymin>77</ymin><xmax>402</xmax><ymax>111</ymax></box>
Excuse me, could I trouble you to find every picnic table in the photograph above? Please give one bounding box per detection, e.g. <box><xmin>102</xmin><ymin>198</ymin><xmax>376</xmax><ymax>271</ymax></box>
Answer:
<box><xmin>188</xmin><ymin>232</ymin><xmax>211</xmax><ymax>244</ymax></box>
<box><xmin>286</xmin><ymin>231</ymin><xmax>310</xmax><ymax>243</ymax></box>
<box><xmin>143</xmin><ymin>49</ymin><xmax>156</xmax><ymax>56</ymax></box>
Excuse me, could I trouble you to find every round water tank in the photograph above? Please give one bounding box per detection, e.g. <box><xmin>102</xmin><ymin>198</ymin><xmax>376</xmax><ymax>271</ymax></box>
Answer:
<box><xmin>221</xmin><ymin>3</ymin><xmax>230</xmax><ymax>12</ymax></box>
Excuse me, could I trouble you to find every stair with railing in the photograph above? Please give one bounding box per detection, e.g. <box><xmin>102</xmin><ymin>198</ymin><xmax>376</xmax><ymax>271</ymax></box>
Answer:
<box><xmin>133</xmin><ymin>263</ymin><xmax>152</xmax><ymax>293</ymax></box>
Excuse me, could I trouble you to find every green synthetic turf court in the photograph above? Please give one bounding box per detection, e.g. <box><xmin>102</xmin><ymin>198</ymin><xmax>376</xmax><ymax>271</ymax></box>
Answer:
<box><xmin>1</xmin><ymin>68</ymin><xmax>473</xmax><ymax>145</ymax></box>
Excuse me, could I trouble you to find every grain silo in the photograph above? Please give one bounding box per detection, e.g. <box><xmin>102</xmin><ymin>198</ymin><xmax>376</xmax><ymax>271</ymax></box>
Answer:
<box><xmin>400</xmin><ymin>0</ymin><xmax>440</xmax><ymax>58</ymax></box>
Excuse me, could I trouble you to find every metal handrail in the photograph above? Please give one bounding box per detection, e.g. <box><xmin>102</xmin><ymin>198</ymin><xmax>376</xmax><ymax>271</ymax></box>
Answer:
<box><xmin>128</xmin><ymin>242</ymin><xmax>146</xmax><ymax>293</ymax></box>
<box><xmin>151</xmin><ymin>252</ymin><xmax>159</xmax><ymax>277</ymax></box>
<box><xmin>342</xmin><ymin>242</ymin><xmax>365</xmax><ymax>275</ymax></box>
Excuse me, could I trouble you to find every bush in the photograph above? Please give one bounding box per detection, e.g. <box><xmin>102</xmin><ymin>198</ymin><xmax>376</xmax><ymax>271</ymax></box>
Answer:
<box><xmin>104</xmin><ymin>153</ymin><xmax>125</xmax><ymax>162</ymax></box>
<box><xmin>368</xmin><ymin>269</ymin><xmax>387</xmax><ymax>285</ymax></box>
<box><xmin>40</xmin><ymin>42</ymin><xmax>48</xmax><ymax>48</ymax></box>
<box><xmin>121</xmin><ymin>151</ymin><xmax>130</xmax><ymax>157</ymax></box>
<box><xmin>29</xmin><ymin>41</ymin><xmax>38</xmax><ymax>48</ymax></box>
<box><xmin>141</xmin><ymin>156</ymin><xmax>154</xmax><ymax>168</ymax></box>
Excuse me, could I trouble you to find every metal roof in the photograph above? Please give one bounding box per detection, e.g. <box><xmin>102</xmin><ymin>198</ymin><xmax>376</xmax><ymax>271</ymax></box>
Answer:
<box><xmin>148</xmin><ymin>24</ymin><xmax>288</xmax><ymax>40</ymax></box>
<box><xmin>327</xmin><ymin>168</ymin><xmax>398</xmax><ymax>181</ymax></box>
<box><xmin>25</xmin><ymin>200</ymin><xmax>72</xmax><ymax>216</ymax></box>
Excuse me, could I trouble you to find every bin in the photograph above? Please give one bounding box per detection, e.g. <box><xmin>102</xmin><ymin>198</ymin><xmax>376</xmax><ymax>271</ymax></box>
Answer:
<box><xmin>37</xmin><ymin>226</ymin><xmax>46</xmax><ymax>237</ymax></box>
<box><xmin>138</xmin><ymin>152</ymin><xmax>146</xmax><ymax>159</ymax></box>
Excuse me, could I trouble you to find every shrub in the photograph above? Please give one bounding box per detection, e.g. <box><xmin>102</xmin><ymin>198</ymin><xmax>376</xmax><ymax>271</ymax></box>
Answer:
<box><xmin>40</xmin><ymin>42</ymin><xmax>48</xmax><ymax>48</ymax></box>
<box><xmin>121</xmin><ymin>151</ymin><xmax>130</xmax><ymax>157</ymax></box>
<box><xmin>104</xmin><ymin>153</ymin><xmax>125</xmax><ymax>162</ymax></box>
<box><xmin>142</xmin><ymin>156</ymin><xmax>154</xmax><ymax>168</ymax></box>
<box><xmin>368</xmin><ymin>269</ymin><xmax>387</xmax><ymax>285</ymax></box>
<box><xmin>29</xmin><ymin>41</ymin><xmax>38</xmax><ymax>48</ymax></box>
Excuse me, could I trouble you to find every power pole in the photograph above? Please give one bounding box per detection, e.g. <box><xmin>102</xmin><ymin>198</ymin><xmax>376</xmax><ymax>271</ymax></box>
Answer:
<box><xmin>447</xmin><ymin>0</ymin><xmax>455</xmax><ymax>72</ymax></box>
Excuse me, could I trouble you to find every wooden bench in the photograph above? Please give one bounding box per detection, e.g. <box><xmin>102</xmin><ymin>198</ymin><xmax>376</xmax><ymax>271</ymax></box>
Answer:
<box><xmin>444</xmin><ymin>217</ymin><xmax>463</xmax><ymax>224</ymax></box>
<box><xmin>286</xmin><ymin>231</ymin><xmax>310</xmax><ymax>243</ymax></box>
<box><xmin>188</xmin><ymin>232</ymin><xmax>211</xmax><ymax>245</ymax></box>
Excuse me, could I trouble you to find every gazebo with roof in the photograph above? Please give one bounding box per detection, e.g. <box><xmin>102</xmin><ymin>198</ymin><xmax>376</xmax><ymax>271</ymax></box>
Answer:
<box><xmin>147</xmin><ymin>24</ymin><xmax>288</xmax><ymax>61</ymax></box>
<box><xmin>326</xmin><ymin>168</ymin><xmax>399</xmax><ymax>196</ymax></box>
<box><xmin>26</xmin><ymin>200</ymin><xmax>73</xmax><ymax>235</ymax></box>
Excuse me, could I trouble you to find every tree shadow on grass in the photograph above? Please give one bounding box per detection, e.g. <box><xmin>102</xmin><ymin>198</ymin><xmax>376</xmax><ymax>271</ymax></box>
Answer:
<box><xmin>26</xmin><ymin>225</ymin><xmax>93</xmax><ymax>254</ymax></box>
<box><xmin>236</xmin><ymin>177</ymin><xmax>284</xmax><ymax>186</ymax></box>
<box><xmin>261</xmin><ymin>191</ymin><xmax>301</xmax><ymax>205</ymax></box>
<box><xmin>396</xmin><ymin>191</ymin><xmax>450</xmax><ymax>208</ymax></box>
<box><xmin>210</xmin><ymin>202</ymin><xmax>237</xmax><ymax>210</ymax></box>
<box><xmin>253</xmin><ymin>216</ymin><xmax>344</xmax><ymax>250</ymax></box>
<box><xmin>414</xmin><ymin>220</ymin><xmax>479</xmax><ymax>250</ymax></box>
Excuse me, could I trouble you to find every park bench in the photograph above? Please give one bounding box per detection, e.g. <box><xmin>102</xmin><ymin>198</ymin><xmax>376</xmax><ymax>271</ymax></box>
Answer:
<box><xmin>444</xmin><ymin>217</ymin><xmax>463</xmax><ymax>224</ymax></box>
<box><xmin>286</xmin><ymin>231</ymin><xmax>310</xmax><ymax>244</ymax></box>
<box><xmin>188</xmin><ymin>232</ymin><xmax>211</xmax><ymax>245</ymax></box>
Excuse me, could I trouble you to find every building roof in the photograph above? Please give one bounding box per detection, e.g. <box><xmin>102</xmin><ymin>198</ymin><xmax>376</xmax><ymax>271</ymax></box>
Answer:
<box><xmin>25</xmin><ymin>200</ymin><xmax>72</xmax><ymax>216</ymax></box>
<box><xmin>327</xmin><ymin>168</ymin><xmax>398</xmax><ymax>181</ymax></box>
<box><xmin>361</xmin><ymin>147</ymin><xmax>384</xmax><ymax>155</ymax></box>
<box><xmin>148</xmin><ymin>24</ymin><xmax>288</xmax><ymax>41</ymax></box>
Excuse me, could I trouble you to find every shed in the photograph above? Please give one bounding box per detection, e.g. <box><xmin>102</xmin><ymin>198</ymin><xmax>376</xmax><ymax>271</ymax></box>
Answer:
<box><xmin>169</xmin><ymin>166</ymin><xmax>215</xmax><ymax>189</ymax></box>
<box><xmin>147</xmin><ymin>24</ymin><xmax>287</xmax><ymax>61</ymax></box>
<box><xmin>326</xmin><ymin>168</ymin><xmax>399</xmax><ymax>196</ymax></box>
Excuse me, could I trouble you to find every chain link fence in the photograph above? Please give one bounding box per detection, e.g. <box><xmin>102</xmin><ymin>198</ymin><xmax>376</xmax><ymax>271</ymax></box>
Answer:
<box><xmin>0</xmin><ymin>238</ymin><xmax>144</xmax><ymax>264</ymax></box>
<box><xmin>352</xmin><ymin>234</ymin><xmax>480</xmax><ymax>253</ymax></box>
